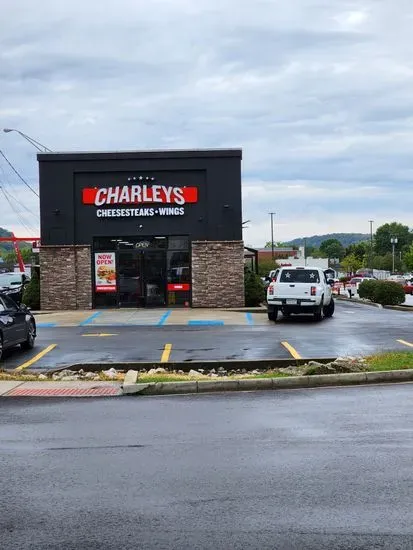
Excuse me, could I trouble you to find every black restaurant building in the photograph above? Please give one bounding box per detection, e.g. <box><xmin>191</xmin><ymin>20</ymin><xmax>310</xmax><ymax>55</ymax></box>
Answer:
<box><xmin>37</xmin><ymin>149</ymin><xmax>245</xmax><ymax>310</ymax></box>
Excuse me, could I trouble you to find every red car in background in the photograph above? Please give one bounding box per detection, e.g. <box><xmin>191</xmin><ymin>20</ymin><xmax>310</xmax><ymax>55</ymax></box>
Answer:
<box><xmin>404</xmin><ymin>282</ymin><xmax>413</xmax><ymax>295</ymax></box>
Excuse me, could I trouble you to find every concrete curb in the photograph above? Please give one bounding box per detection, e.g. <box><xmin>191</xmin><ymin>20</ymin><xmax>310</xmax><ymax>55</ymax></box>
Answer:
<box><xmin>335</xmin><ymin>295</ymin><xmax>383</xmax><ymax>308</ymax></box>
<box><xmin>121</xmin><ymin>369</ymin><xmax>413</xmax><ymax>396</ymax></box>
<box><xmin>335</xmin><ymin>295</ymin><xmax>413</xmax><ymax>312</ymax></box>
<box><xmin>46</xmin><ymin>357</ymin><xmax>338</xmax><ymax>374</ymax></box>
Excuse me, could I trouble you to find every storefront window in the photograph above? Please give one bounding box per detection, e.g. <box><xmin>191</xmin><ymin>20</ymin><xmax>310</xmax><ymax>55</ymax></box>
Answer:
<box><xmin>168</xmin><ymin>236</ymin><xmax>189</xmax><ymax>250</ymax></box>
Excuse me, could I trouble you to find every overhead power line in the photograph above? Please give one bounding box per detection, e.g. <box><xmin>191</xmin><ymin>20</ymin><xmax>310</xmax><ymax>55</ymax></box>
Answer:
<box><xmin>0</xmin><ymin>187</ymin><xmax>38</xmax><ymax>236</ymax></box>
<box><xmin>2</xmin><ymin>186</ymin><xmax>39</xmax><ymax>219</ymax></box>
<box><xmin>0</xmin><ymin>149</ymin><xmax>39</xmax><ymax>197</ymax></box>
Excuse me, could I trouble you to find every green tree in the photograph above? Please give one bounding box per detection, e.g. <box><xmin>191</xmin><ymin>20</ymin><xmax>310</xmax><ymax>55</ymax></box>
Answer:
<box><xmin>374</xmin><ymin>222</ymin><xmax>413</xmax><ymax>255</ymax></box>
<box><xmin>371</xmin><ymin>253</ymin><xmax>402</xmax><ymax>272</ymax></box>
<box><xmin>264</xmin><ymin>241</ymin><xmax>290</xmax><ymax>248</ymax></box>
<box><xmin>345</xmin><ymin>241</ymin><xmax>368</xmax><ymax>263</ymax></box>
<box><xmin>22</xmin><ymin>270</ymin><xmax>40</xmax><ymax>310</ymax></box>
<box><xmin>403</xmin><ymin>244</ymin><xmax>413</xmax><ymax>271</ymax></box>
<box><xmin>258</xmin><ymin>259</ymin><xmax>280</xmax><ymax>277</ymax></box>
<box><xmin>341</xmin><ymin>253</ymin><xmax>362</xmax><ymax>274</ymax></box>
<box><xmin>244</xmin><ymin>267</ymin><xmax>265</xmax><ymax>306</ymax></box>
<box><xmin>319</xmin><ymin>239</ymin><xmax>345</xmax><ymax>260</ymax></box>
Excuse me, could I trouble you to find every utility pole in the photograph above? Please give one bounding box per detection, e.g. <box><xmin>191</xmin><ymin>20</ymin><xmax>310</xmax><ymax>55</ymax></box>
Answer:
<box><xmin>269</xmin><ymin>212</ymin><xmax>276</xmax><ymax>260</ymax></box>
<box><xmin>390</xmin><ymin>237</ymin><xmax>398</xmax><ymax>273</ymax></box>
<box><xmin>369</xmin><ymin>220</ymin><xmax>374</xmax><ymax>268</ymax></box>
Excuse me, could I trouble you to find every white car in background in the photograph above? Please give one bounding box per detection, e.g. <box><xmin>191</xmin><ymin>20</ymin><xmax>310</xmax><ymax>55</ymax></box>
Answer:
<box><xmin>266</xmin><ymin>266</ymin><xmax>335</xmax><ymax>322</ymax></box>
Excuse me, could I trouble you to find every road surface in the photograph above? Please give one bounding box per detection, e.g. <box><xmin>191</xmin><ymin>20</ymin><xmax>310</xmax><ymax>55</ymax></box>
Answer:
<box><xmin>1</xmin><ymin>384</ymin><xmax>413</xmax><ymax>549</ymax></box>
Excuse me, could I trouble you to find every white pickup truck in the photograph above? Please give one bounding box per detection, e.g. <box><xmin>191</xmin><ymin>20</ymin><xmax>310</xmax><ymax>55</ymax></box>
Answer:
<box><xmin>266</xmin><ymin>266</ymin><xmax>335</xmax><ymax>322</ymax></box>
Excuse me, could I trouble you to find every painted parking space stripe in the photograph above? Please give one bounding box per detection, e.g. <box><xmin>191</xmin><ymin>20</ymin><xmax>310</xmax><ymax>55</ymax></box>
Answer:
<box><xmin>188</xmin><ymin>320</ymin><xmax>225</xmax><ymax>326</ymax></box>
<box><xmin>397</xmin><ymin>339</ymin><xmax>413</xmax><ymax>348</ymax></box>
<box><xmin>14</xmin><ymin>344</ymin><xmax>57</xmax><ymax>371</ymax></box>
<box><xmin>281</xmin><ymin>341</ymin><xmax>302</xmax><ymax>360</ymax></box>
<box><xmin>82</xmin><ymin>333</ymin><xmax>118</xmax><ymax>337</ymax></box>
<box><xmin>157</xmin><ymin>311</ymin><xmax>171</xmax><ymax>326</ymax></box>
<box><xmin>161</xmin><ymin>343</ymin><xmax>172</xmax><ymax>363</ymax></box>
<box><xmin>79</xmin><ymin>311</ymin><xmax>102</xmax><ymax>326</ymax></box>
<box><xmin>245</xmin><ymin>313</ymin><xmax>254</xmax><ymax>325</ymax></box>
<box><xmin>36</xmin><ymin>323</ymin><xmax>57</xmax><ymax>328</ymax></box>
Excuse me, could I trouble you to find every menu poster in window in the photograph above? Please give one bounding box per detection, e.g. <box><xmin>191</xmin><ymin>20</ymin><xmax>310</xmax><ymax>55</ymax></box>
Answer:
<box><xmin>95</xmin><ymin>252</ymin><xmax>117</xmax><ymax>292</ymax></box>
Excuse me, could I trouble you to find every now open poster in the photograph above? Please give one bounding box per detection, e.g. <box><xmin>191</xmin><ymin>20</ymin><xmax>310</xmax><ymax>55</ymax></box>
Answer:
<box><xmin>94</xmin><ymin>252</ymin><xmax>117</xmax><ymax>293</ymax></box>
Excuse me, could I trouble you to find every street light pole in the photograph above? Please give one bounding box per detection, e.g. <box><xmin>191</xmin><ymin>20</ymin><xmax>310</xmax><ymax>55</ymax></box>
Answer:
<box><xmin>3</xmin><ymin>128</ymin><xmax>52</xmax><ymax>152</ymax></box>
<box><xmin>369</xmin><ymin>220</ymin><xmax>374</xmax><ymax>267</ymax></box>
<box><xmin>269</xmin><ymin>212</ymin><xmax>276</xmax><ymax>260</ymax></box>
<box><xmin>390</xmin><ymin>237</ymin><xmax>398</xmax><ymax>273</ymax></box>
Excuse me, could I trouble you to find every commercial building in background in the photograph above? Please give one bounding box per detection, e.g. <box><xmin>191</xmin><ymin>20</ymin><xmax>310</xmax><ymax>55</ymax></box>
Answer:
<box><xmin>37</xmin><ymin>149</ymin><xmax>244</xmax><ymax>310</ymax></box>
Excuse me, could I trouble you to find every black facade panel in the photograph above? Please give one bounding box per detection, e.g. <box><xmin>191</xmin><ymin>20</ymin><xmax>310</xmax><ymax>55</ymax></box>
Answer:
<box><xmin>38</xmin><ymin>149</ymin><xmax>242</xmax><ymax>246</ymax></box>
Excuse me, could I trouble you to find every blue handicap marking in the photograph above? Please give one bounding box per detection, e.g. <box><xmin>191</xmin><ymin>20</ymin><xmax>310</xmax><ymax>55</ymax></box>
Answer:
<box><xmin>188</xmin><ymin>320</ymin><xmax>225</xmax><ymax>326</ymax></box>
<box><xmin>36</xmin><ymin>323</ymin><xmax>57</xmax><ymax>328</ymax></box>
<box><xmin>79</xmin><ymin>311</ymin><xmax>102</xmax><ymax>326</ymax></box>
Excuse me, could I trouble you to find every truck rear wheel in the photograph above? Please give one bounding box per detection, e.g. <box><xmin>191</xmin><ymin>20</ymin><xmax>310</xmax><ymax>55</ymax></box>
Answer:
<box><xmin>267</xmin><ymin>308</ymin><xmax>278</xmax><ymax>322</ymax></box>
<box><xmin>323</xmin><ymin>298</ymin><xmax>335</xmax><ymax>318</ymax></box>
<box><xmin>314</xmin><ymin>301</ymin><xmax>323</xmax><ymax>322</ymax></box>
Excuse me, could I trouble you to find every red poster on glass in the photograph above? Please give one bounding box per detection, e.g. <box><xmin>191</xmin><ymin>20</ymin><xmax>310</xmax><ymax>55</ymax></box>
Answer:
<box><xmin>95</xmin><ymin>252</ymin><xmax>117</xmax><ymax>293</ymax></box>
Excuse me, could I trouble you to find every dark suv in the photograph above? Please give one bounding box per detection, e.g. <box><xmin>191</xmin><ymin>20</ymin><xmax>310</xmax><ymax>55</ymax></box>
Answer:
<box><xmin>0</xmin><ymin>291</ymin><xmax>36</xmax><ymax>360</ymax></box>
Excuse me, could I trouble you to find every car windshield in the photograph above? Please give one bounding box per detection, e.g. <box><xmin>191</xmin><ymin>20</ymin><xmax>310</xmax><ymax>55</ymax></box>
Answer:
<box><xmin>279</xmin><ymin>269</ymin><xmax>320</xmax><ymax>283</ymax></box>
<box><xmin>0</xmin><ymin>273</ymin><xmax>22</xmax><ymax>287</ymax></box>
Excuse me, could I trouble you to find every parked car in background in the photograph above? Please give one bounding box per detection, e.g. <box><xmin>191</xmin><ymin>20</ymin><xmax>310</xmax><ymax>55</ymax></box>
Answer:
<box><xmin>0</xmin><ymin>272</ymin><xmax>30</xmax><ymax>305</ymax></box>
<box><xmin>404</xmin><ymin>281</ymin><xmax>413</xmax><ymax>295</ymax></box>
<box><xmin>0</xmin><ymin>291</ymin><xmax>36</xmax><ymax>360</ymax></box>
<box><xmin>387</xmin><ymin>275</ymin><xmax>407</xmax><ymax>285</ymax></box>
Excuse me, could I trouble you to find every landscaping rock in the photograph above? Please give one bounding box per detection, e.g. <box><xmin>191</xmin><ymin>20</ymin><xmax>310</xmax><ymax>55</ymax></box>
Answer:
<box><xmin>38</xmin><ymin>374</ymin><xmax>48</xmax><ymax>380</ymax></box>
<box><xmin>147</xmin><ymin>367</ymin><xmax>168</xmax><ymax>375</ymax></box>
<box><xmin>103</xmin><ymin>368</ymin><xmax>118</xmax><ymax>379</ymax></box>
<box><xmin>189</xmin><ymin>369</ymin><xmax>204</xmax><ymax>377</ymax></box>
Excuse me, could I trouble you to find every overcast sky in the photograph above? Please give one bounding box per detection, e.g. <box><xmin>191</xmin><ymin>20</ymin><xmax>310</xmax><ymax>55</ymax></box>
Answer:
<box><xmin>1</xmin><ymin>0</ymin><xmax>412</xmax><ymax>247</ymax></box>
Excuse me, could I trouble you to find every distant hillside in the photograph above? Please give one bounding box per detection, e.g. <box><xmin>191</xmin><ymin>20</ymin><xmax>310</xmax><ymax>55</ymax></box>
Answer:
<box><xmin>285</xmin><ymin>233</ymin><xmax>370</xmax><ymax>248</ymax></box>
<box><xmin>0</xmin><ymin>227</ymin><xmax>31</xmax><ymax>252</ymax></box>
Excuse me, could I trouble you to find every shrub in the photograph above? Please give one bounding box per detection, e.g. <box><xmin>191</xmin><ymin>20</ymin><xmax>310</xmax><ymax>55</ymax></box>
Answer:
<box><xmin>22</xmin><ymin>270</ymin><xmax>40</xmax><ymax>310</ymax></box>
<box><xmin>372</xmin><ymin>281</ymin><xmax>405</xmax><ymax>306</ymax></box>
<box><xmin>244</xmin><ymin>267</ymin><xmax>265</xmax><ymax>307</ymax></box>
<box><xmin>358</xmin><ymin>279</ymin><xmax>377</xmax><ymax>301</ymax></box>
<box><xmin>358</xmin><ymin>279</ymin><xmax>405</xmax><ymax>306</ymax></box>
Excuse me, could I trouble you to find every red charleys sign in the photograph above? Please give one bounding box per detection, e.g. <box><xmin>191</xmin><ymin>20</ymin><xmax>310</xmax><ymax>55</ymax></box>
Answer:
<box><xmin>83</xmin><ymin>185</ymin><xmax>198</xmax><ymax>206</ymax></box>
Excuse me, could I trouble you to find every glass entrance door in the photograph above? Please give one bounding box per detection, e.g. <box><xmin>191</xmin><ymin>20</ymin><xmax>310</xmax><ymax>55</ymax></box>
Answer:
<box><xmin>143</xmin><ymin>251</ymin><xmax>167</xmax><ymax>307</ymax></box>
<box><xmin>118</xmin><ymin>250</ymin><xmax>166</xmax><ymax>307</ymax></box>
<box><xmin>118</xmin><ymin>251</ymin><xmax>145</xmax><ymax>307</ymax></box>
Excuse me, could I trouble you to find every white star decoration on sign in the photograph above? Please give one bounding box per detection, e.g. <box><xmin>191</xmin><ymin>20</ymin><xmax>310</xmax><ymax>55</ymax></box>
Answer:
<box><xmin>128</xmin><ymin>176</ymin><xmax>156</xmax><ymax>182</ymax></box>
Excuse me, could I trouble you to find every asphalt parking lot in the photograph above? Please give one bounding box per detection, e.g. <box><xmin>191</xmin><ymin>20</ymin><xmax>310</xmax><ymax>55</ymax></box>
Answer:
<box><xmin>1</xmin><ymin>300</ymin><xmax>413</xmax><ymax>370</ymax></box>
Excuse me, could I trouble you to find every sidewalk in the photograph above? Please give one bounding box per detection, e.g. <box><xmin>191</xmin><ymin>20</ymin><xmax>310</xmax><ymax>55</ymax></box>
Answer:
<box><xmin>0</xmin><ymin>380</ymin><xmax>122</xmax><ymax>397</ymax></box>
<box><xmin>31</xmin><ymin>308</ymin><xmax>269</xmax><ymax>327</ymax></box>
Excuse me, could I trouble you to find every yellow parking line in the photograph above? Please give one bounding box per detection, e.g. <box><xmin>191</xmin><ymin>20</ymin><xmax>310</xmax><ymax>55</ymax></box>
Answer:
<box><xmin>15</xmin><ymin>344</ymin><xmax>57</xmax><ymax>371</ymax></box>
<box><xmin>281</xmin><ymin>341</ymin><xmax>302</xmax><ymax>360</ymax></box>
<box><xmin>397</xmin><ymin>339</ymin><xmax>413</xmax><ymax>348</ymax></box>
<box><xmin>82</xmin><ymin>333</ymin><xmax>118</xmax><ymax>337</ymax></box>
<box><xmin>161</xmin><ymin>343</ymin><xmax>172</xmax><ymax>363</ymax></box>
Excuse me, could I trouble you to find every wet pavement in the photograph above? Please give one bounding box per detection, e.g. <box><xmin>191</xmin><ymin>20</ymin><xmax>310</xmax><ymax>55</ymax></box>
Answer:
<box><xmin>1</xmin><ymin>300</ymin><xmax>413</xmax><ymax>370</ymax></box>
<box><xmin>1</xmin><ymin>384</ymin><xmax>413</xmax><ymax>549</ymax></box>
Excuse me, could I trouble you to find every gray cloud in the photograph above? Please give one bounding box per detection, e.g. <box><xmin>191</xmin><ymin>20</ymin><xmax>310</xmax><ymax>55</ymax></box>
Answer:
<box><xmin>1</xmin><ymin>0</ymin><xmax>413</xmax><ymax>244</ymax></box>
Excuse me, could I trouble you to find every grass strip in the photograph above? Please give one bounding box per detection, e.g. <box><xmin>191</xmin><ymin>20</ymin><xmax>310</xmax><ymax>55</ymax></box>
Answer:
<box><xmin>365</xmin><ymin>351</ymin><xmax>413</xmax><ymax>371</ymax></box>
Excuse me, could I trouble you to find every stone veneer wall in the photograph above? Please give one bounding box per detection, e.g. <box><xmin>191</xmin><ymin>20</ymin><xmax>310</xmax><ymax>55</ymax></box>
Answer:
<box><xmin>191</xmin><ymin>241</ymin><xmax>245</xmax><ymax>308</ymax></box>
<box><xmin>40</xmin><ymin>245</ymin><xmax>92</xmax><ymax>310</ymax></box>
